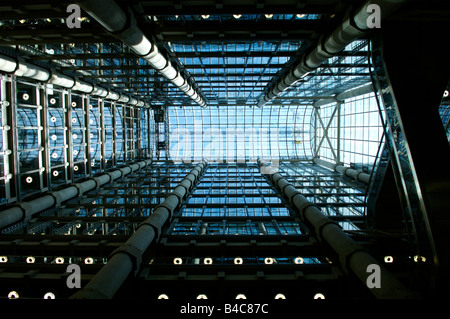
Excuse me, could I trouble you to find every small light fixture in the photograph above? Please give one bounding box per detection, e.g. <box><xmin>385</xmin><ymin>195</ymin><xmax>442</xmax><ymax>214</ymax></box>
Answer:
<box><xmin>294</xmin><ymin>257</ymin><xmax>304</xmax><ymax>264</ymax></box>
<box><xmin>264</xmin><ymin>257</ymin><xmax>274</xmax><ymax>265</ymax></box>
<box><xmin>275</xmin><ymin>293</ymin><xmax>286</xmax><ymax>299</ymax></box>
<box><xmin>296</xmin><ymin>14</ymin><xmax>306</xmax><ymax>18</ymax></box>
<box><xmin>43</xmin><ymin>292</ymin><xmax>56</xmax><ymax>299</ymax></box>
<box><xmin>204</xmin><ymin>257</ymin><xmax>213</xmax><ymax>265</ymax></box>
<box><xmin>414</xmin><ymin>255</ymin><xmax>426</xmax><ymax>263</ymax></box>
<box><xmin>158</xmin><ymin>294</ymin><xmax>169</xmax><ymax>299</ymax></box>
<box><xmin>265</xmin><ymin>14</ymin><xmax>273</xmax><ymax>19</ymax></box>
<box><xmin>26</xmin><ymin>256</ymin><xmax>35</xmax><ymax>264</ymax></box>
<box><xmin>384</xmin><ymin>256</ymin><xmax>394</xmax><ymax>263</ymax></box>
<box><xmin>233</xmin><ymin>14</ymin><xmax>242</xmax><ymax>19</ymax></box>
<box><xmin>235</xmin><ymin>294</ymin><xmax>247</xmax><ymax>299</ymax></box>
<box><xmin>173</xmin><ymin>257</ymin><xmax>183</xmax><ymax>265</ymax></box>
<box><xmin>314</xmin><ymin>293</ymin><xmax>325</xmax><ymax>299</ymax></box>
<box><xmin>8</xmin><ymin>291</ymin><xmax>19</xmax><ymax>299</ymax></box>
<box><xmin>234</xmin><ymin>257</ymin><xmax>243</xmax><ymax>265</ymax></box>
<box><xmin>201</xmin><ymin>15</ymin><xmax>210</xmax><ymax>19</ymax></box>
<box><xmin>197</xmin><ymin>294</ymin><xmax>208</xmax><ymax>299</ymax></box>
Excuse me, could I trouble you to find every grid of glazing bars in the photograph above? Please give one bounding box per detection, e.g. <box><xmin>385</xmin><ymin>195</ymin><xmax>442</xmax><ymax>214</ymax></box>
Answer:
<box><xmin>0</xmin><ymin>76</ymin><xmax>152</xmax><ymax>204</ymax></box>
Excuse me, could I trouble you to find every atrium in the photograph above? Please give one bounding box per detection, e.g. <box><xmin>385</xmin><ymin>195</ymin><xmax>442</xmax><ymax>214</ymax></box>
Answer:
<box><xmin>0</xmin><ymin>0</ymin><xmax>449</xmax><ymax>302</ymax></box>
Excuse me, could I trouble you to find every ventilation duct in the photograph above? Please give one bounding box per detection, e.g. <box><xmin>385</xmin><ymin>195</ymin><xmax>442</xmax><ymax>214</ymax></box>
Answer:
<box><xmin>77</xmin><ymin>0</ymin><xmax>207</xmax><ymax>107</ymax></box>
<box><xmin>0</xmin><ymin>53</ymin><xmax>148</xmax><ymax>107</ymax></box>
<box><xmin>257</xmin><ymin>0</ymin><xmax>408</xmax><ymax>108</ymax></box>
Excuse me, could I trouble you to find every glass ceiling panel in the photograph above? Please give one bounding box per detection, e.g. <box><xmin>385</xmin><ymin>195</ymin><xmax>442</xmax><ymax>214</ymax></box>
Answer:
<box><xmin>168</xmin><ymin>104</ymin><xmax>313</xmax><ymax>163</ymax></box>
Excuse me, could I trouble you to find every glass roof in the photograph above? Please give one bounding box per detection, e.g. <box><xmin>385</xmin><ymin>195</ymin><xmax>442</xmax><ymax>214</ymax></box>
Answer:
<box><xmin>168</xmin><ymin>104</ymin><xmax>313</xmax><ymax>163</ymax></box>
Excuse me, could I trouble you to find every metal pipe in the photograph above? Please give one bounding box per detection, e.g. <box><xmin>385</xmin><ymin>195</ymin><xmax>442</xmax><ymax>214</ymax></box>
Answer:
<box><xmin>257</xmin><ymin>0</ymin><xmax>407</xmax><ymax>108</ymax></box>
<box><xmin>0</xmin><ymin>53</ymin><xmax>147</xmax><ymax>106</ymax></box>
<box><xmin>70</xmin><ymin>159</ymin><xmax>208</xmax><ymax>299</ymax></box>
<box><xmin>313</xmin><ymin>157</ymin><xmax>371</xmax><ymax>184</ymax></box>
<box><xmin>77</xmin><ymin>0</ymin><xmax>206</xmax><ymax>107</ymax></box>
<box><xmin>258</xmin><ymin>160</ymin><xmax>417</xmax><ymax>298</ymax></box>
<box><xmin>0</xmin><ymin>159</ymin><xmax>152</xmax><ymax>230</ymax></box>
<box><xmin>313</xmin><ymin>83</ymin><xmax>374</xmax><ymax>108</ymax></box>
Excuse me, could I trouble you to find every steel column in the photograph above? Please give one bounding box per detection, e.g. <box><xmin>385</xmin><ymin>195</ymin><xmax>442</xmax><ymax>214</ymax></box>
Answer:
<box><xmin>258</xmin><ymin>159</ymin><xmax>417</xmax><ymax>299</ymax></box>
<box><xmin>0</xmin><ymin>159</ymin><xmax>152</xmax><ymax>229</ymax></box>
<box><xmin>70</xmin><ymin>159</ymin><xmax>207</xmax><ymax>299</ymax></box>
<box><xmin>313</xmin><ymin>157</ymin><xmax>371</xmax><ymax>184</ymax></box>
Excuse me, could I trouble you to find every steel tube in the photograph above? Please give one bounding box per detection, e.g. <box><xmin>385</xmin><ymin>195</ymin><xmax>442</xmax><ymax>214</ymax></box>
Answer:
<box><xmin>313</xmin><ymin>157</ymin><xmax>371</xmax><ymax>184</ymax></box>
<box><xmin>258</xmin><ymin>159</ymin><xmax>417</xmax><ymax>298</ymax></box>
<box><xmin>78</xmin><ymin>0</ymin><xmax>206</xmax><ymax>107</ymax></box>
<box><xmin>70</xmin><ymin>160</ymin><xmax>207</xmax><ymax>299</ymax></box>
<box><xmin>0</xmin><ymin>160</ymin><xmax>152</xmax><ymax>230</ymax></box>
<box><xmin>0</xmin><ymin>53</ymin><xmax>146</xmax><ymax>106</ymax></box>
<box><xmin>257</xmin><ymin>0</ymin><xmax>407</xmax><ymax>107</ymax></box>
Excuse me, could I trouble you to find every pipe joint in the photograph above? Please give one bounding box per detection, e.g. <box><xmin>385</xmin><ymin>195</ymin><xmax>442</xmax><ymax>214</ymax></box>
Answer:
<box><xmin>338</xmin><ymin>240</ymin><xmax>368</xmax><ymax>274</ymax></box>
<box><xmin>293</xmin><ymin>196</ymin><xmax>318</xmax><ymax>221</ymax></box>
<box><xmin>48</xmin><ymin>191</ymin><xmax>64</xmax><ymax>208</ymax></box>
<box><xmin>108</xmin><ymin>244</ymin><xmax>143</xmax><ymax>276</ymax></box>
<box><xmin>136</xmin><ymin>220</ymin><xmax>160</xmax><ymax>241</ymax></box>
<box><xmin>154</xmin><ymin>201</ymin><xmax>176</xmax><ymax>221</ymax></box>
<box><xmin>313</xmin><ymin>217</ymin><xmax>341</xmax><ymax>243</ymax></box>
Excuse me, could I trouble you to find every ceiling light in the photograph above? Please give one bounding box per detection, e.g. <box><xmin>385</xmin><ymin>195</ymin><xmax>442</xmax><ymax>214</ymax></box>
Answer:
<box><xmin>265</xmin><ymin>14</ymin><xmax>273</xmax><ymax>19</ymax></box>
<box><xmin>204</xmin><ymin>257</ymin><xmax>213</xmax><ymax>265</ymax></box>
<box><xmin>414</xmin><ymin>255</ymin><xmax>426</xmax><ymax>263</ymax></box>
<box><xmin>384</xmin><ymin>256</ymin><xmax>394</xmax><ymax>263</ymax></box>
<box><xmin>201</xmin><ymin>15</ymin><xmax>210</xmax><ymax>19</ymax></box>
<box><xmin>314</xmin><ymin>293</ymin><xmax>325</xmax><ymax>299</ymax></box>
<box><xmin>235</xmin><ymin>294</ymin><xmax>247</xmax><ymax>299</ymax></box>
<box><xmin>233</xmin><ymin>14</ymin><xmax>242</xmax><ymax>19</ymax></box>
<box><xmin>296</xmin><ymin>14</ymin><xmax>306</xmax><ymax>18</ymax></box>
<box><xmin>275</xmin><ymin>293</ymin><xmax>286</xmax><ymax>299</ymax></box>
<box><xmin>158</xmin><ymin>294</ymin><xmax>169</xmax><ymax>299</ymax></box>
<box><xmin>43</xmin><ymin>292</ymin><xmax>56</xmax><ymax>299</ymax></box>
<box><xmin>8</xmin><ymin>291</ymin><xmax>19</xmax><ymax>299</ymax></box>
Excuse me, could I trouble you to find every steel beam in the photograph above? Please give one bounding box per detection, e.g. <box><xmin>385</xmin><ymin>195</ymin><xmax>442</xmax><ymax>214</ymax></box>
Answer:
<box><xmin>258</xmin><ymin>159</ymin><xmax>417</xmax><ymax>299</ymax></box>
<box><xmin>313</xmin><ymin>157</ymin><xmax>371</xmax><ymax>184</ymax></box>
<box><xmin>0</xmin><ymin>159</ymin><xmax>152</xmax><ymax>230</ymax></box>
<box><xmin>70</xmin><ymin>159</ymin><xmax>207</xmax><ymax>299</ymax></box>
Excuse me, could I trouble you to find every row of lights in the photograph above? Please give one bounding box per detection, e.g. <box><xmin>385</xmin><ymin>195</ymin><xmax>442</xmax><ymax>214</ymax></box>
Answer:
<box><xmin>170</xmin><ymin>255</ymin><xmax>427</xmax><ymax>265</ymax></box>
<box><xmin>157</xmin><ymin>293</ymin><xmax>325</xmax><ymax>300</ymax></box>
<box><xmin>0</xmin><ymin>256</ymin><xmax>97</xmax><ymax>264</ymax></box>
<box><xmin>172</xmin><ymin>257</ymin><xmax>305</xmax><ymax>265</ymax></box>
<box><xmin>199</xmin><ymin>14</ymin><xmax>306</xmax><ymax>19</ymax></box>
<box><xmin>8</xmin><ymin>291</ymin><xmax>55</xmax><ymax>299</ymax></box>
<box><xmin>6</xmin><ymin>291</ymin><xmax>323</xmax><ymax>300</ymax></box>
<box><xmin>0</xmin><ymin>254</ymin><xmax>426</xmax><ymax>265</ymax></box>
